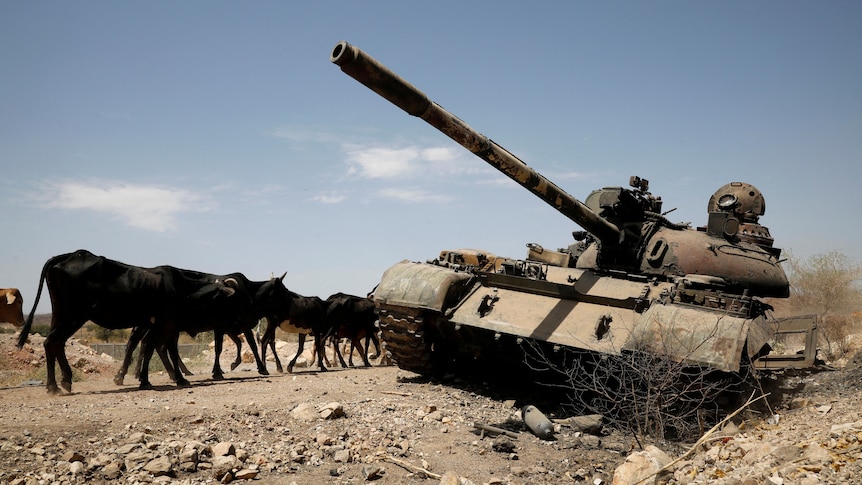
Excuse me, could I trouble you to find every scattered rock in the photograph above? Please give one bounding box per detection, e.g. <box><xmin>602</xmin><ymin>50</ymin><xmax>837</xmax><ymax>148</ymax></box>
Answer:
<box><xmin>439</xmin><ymin>470</ymin><xmax>460</xmax><ymax>485</ymax></box>
<box><xmin>319</xmin><ymin>401</ymin><xmax>345</xmax><ymax>419</ymax></box>
<box><xmin>492</xmin><ymin>437</ymin><xmax>516</xmax><ymax>453</ymax></box>
<box><xmin>234</xmin><ymin>468</ymin><xmax>259</xmax><ymax>479</ymax></box>
<box><xmin>362</xmin><ymin>464</ymin><xmax>385</xmax><ymax>480</ymax></box>
<box><xmin>291</xmin><ymin>402</ymin><xmax>320</xmax><ymax>422</ymax></box>
<box><xmin>212</xmin><ymin>441</ymin><xmax>236</xmax><ymax>457</ymax></box>
<box><xmin>61</xmin><ymin>450</ymin><xmax>85</xmax><ymax>462</ymax></box>
<box><xmin>612</xmin><ymin>445</ymin><xmax>671</xmax><ymax>485</ymax></box>
<box><xmin>143</xmin><ymin>456</ymin><xmax>173</xmax><ymax>477</ymax></box>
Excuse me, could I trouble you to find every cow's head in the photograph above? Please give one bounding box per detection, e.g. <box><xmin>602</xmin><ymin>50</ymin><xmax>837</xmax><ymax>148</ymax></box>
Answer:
<box><xmin>257</xmin><ymin>272</ymin><xmax>291</xmax><ymax>321</ymax></box>
<box><xmin>1</xmin><ymin>289</ymin><xmax>25</xmax><ymax>327</ymax></box>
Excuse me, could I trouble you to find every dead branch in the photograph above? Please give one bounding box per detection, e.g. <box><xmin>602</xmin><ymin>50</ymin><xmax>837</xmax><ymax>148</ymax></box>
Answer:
<box><xmin>380</xmin><ymin>390</ymin><xmax>412</xmax><ymax>397</ymax></box>
<box><xmin>383</xmin><ymin>455</ymin><xmax>442</xmax><ymax>479</ymax></box>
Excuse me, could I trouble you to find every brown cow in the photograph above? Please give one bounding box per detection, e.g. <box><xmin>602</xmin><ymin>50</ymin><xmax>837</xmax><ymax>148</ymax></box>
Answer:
<box><xmin>0</xmin><ymin>288</ymin><xmax>24</xmax><ymax>327</ymax></box>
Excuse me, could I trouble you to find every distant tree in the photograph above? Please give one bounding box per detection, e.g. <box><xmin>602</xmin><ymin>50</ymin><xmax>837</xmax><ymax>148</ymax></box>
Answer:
<box><xmin>786</xmin><ymin>251</ymin><xmax>861</xmax><ymax>315</ymax></box>
<box><xmin>90</xmin><ymin>323</ymin><xmax>115</xmax><ymax>342</ymax></box>
<box><xmin>785</xmin><ymin>251</ymin><xmax>862</xmax><ymax>359</ymax></box>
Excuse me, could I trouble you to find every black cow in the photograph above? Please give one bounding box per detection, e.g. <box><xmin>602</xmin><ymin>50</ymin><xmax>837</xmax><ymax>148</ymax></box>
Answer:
<box><xmin>258</xmin><ymin>291</ymin><xmax>381</xmax><ymax>373</ymax></box>
<box><xmin>325</xmin><ymin>292</ymin><xmax>380</xmax><ymax>368</ymax></box>
<box><xmin>124</xmin><ymin>272</ymin><xmax>292</xmax><ymax>383</ymax></box>
<box><xmin>258</xmin><ymin>290</ymin><xmax>332</xmax><ymax>373</ymax></box>
<box><xmin>17</xmin><ymin>250</ymin><xmax>224</xmax><ymax>393</ymax></box>
<box><xmin>17</xmin><ymin>250</ymin><xmax>290</xmax><ymax>394</ymax></box>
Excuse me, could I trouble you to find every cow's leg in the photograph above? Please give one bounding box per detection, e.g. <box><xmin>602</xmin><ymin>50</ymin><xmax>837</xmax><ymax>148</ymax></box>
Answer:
<box><xmin>287</xmin><ymin>333</ymin><xmax>307</xmax><ymax>373</ymax></box>
<box><xmin>45</xmin><ymin>325</ymin><xmax>78</xmax><ymax>394</ymax></box>
<box><xmin>269</xmin><ymin>336</ymin><xmax>283</xmax><ymax>373</ymax></box>
<box><xmin>130</xmin><ymin>330</ymin><xmax>180</xmax><ymax>383</ymax></box>
<box><xmin>314</xmin><ymin>331</ymin><xmax>330</xmax><ymax>372</ymax></box>
<box><xmin>311</xmin><ymin>336</ymin><xmax>336</xmax><ymax>367</ymax></box>
<box><xmin>136</xmin><ymin>330</ymin><xmax>189</xmax><ymax>379</ymax></box>
<box><xmin>55</xmin><ymin>347</ymin><xmax>74</xmax><ymax>393</ymax></box>
<box><xmin>138</xmin><ymin>333</ymin><xmax>156</xmax><ymax>390</ymax></box>
<box><xmin>165</xmin><ymin>334</ymin><xmax>190</xmax><ymax>387</ymax></box>
<box><xmin>115</xmin><ymin>326</ymin><xmax>145</xmax><ymax>385</ymax></box>
<box><xmin>172</xmin><ymin>336</ymin><xmax>193</xmax><ymax>376</ymax></box>
<box><xmin>259</xmin><ymin>322</ymin><xmax>283</xmax><ymax>373</ymax></box>
<box><xmin>243</xmin><ymin>329</ymin><xmax>269</xmax><ymax>376</ymax></box>
<box><xmin>333</xmin><ymin>336</ymin><xmax>349</xmax><ymax>368</ymax></box>
<box><xmin>366</xmin><ymin>331</ymin><xmax>381</xmax><ymax>361</ymax></box>
<box><xmin>43</xmin><ymin>336</ymin><xmax>62</xmax><ymax>395</ymax></box>
<box><xmin>155</xmin><ymin>344</ymin><xmax>179</xmax><ymax>382</ymax></box>
<box><xmin>228</xmin><ymin>333</ymin><xmax>243</xmax><ymax>371</ymax></box>
<box><xmin>258</xmin><ymin>327</ymin><xmax>269</xmax><ymax>366</ymax></box>
<box><xmin>211</xmin><ymin>331</ymin><xmax>225</xmax><ymax>380</ymax></box>
<box><xmin>177</xmin><ymin>354</ymin><xmax>193</xmax><ymax>376</ymax></box>
<box><xmin>351</xmin><ymin>333</ymin><xmax>372</xmax><ymax>367</ymax></box>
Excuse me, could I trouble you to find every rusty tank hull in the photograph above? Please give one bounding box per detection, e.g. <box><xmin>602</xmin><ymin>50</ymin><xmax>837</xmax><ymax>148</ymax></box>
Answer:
<box><xmin>330</xmin><ymin>41</ymin><xmax>818</xmax><ymax>378</ymax></box>
<box><xmin>374</xmin><ymin>259</ymin><xmax>777</xmax><ymax>375</ymax></box>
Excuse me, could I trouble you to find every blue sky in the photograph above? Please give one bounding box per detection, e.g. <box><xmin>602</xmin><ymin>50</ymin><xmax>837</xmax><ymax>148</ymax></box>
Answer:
<box><xmin>2</xmin><ymin>2</ymin><xmax>860</xmax><ymax>314</ymax></box>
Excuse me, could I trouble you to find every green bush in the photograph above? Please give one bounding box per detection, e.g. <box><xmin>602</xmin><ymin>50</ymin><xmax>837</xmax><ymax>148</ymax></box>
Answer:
<box><xmin>30</xmin><ymin>323</ymin><xmax>51</xmax><ymax>337</ymax></box>
<box><xmin>89</xmin><ymin>324</ymin><xmax>130</xmax><ymax>343</ymax></box>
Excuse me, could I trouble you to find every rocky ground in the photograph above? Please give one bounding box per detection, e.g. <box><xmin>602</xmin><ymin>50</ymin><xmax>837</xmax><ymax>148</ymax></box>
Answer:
<box><xmin>2</xmin><ymin>331</ymin><xmax>862</xmax><ymax>485</ymax></box>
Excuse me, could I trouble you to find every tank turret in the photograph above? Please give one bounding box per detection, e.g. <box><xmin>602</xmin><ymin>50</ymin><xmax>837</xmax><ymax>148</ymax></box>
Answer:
<box><xmin>331</xmin><ymin>41</ymin><xmax>789</xmax><ymax>297</ymax></box>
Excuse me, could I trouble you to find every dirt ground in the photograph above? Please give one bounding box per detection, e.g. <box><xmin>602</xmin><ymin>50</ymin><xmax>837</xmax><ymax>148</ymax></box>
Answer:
<box><xmin>0</xmin><ymin>332</ymin><xmax>632</xmax><ymax>485</ymax></box>
<box><xmin>3</xmin><ymin>330</ymin><xmax>862</xmax><ymax>485</ymax></box>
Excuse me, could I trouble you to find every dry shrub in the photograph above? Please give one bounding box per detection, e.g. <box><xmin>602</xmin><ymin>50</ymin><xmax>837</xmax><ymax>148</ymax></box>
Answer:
<box><xmin>521</xmin><ymin>339</ymin><xmax>747</xmax><ymax>442</ymax></box>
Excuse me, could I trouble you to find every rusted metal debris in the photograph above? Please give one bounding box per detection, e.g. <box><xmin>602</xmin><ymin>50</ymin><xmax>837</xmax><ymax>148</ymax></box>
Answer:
<box><xmin>473</xmin><ymin>422</ymin><xmax>520</xmax><ymax>439</ymax></box>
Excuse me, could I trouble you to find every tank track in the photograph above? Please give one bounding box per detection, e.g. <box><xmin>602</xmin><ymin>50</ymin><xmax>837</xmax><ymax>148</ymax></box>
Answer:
<box><xmin>377</xmin><ymin>307</ymin><xmax>436</xmax><ymax>375</ymax></box>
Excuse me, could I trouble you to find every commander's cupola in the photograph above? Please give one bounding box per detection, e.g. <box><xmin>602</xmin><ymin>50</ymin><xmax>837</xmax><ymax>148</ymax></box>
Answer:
<box><xmin>705</xmin><ymin>182</ymin><xmax>777</xmax><ymax>255</ymax></box>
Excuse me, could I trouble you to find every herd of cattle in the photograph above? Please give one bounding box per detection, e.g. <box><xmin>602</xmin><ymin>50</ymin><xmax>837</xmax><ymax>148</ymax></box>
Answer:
<box><xmin>4</xmin><ymin>250</ymin><xmax>381</xmax><ymax>395</ymax></box>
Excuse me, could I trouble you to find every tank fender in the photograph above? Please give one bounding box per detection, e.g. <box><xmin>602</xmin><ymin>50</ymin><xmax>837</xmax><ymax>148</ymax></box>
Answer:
<box><xmin>373</xmin><ymin>261</ymin><xmax>475</xmax><ymax>312</ymax></box>
<box><xmin>623</xmin><ymin>303</ymin><xmax>774</xmax><ymax>373</ymax></box>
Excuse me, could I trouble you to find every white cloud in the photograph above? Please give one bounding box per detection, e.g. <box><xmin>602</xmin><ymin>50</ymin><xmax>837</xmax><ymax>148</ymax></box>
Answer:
<box><xmin>420</xmin><ymin>146</ymin><xmax>459</xmax><ymax>162</ymax></box>
<box><xmin>345</xmin><ymin>145</ymin><xmax>418</xmax><ymax>179</ymax></box>
<box><xmin>312</xmin><ymin>193</ymin><xmax>347</xmax><ymax>204</ymax></box>
<box><xmin>41</xmin><ymin>179</ymin><xmax>213</xmax><ymax>232</ymax></box>
<box><xmin>343</xmin><ymin>142</ymin><xmax>483</xmax><ymax>179</ymax></box>
<box><xmin>376</xmin><ymin>188</ymin><xmax>453</xmax><ymax>203</ymax></box>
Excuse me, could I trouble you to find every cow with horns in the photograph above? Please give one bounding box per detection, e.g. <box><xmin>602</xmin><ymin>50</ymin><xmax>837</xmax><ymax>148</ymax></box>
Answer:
<box><xmin>17</xmin><ymin>250</ymin><xmax>290</xmax><ymax>394</ymax></box>
<box><xmin>112</xmin><ymin>271</ymin><xmax>289</xmax><ymax>386</ymax></box>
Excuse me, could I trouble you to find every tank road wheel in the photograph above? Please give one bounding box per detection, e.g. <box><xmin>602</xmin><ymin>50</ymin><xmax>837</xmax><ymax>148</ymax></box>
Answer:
<box><xmin>377</xmin><ymin>308</ymin><xmax>436</xmax><ymax>376</ymax></box>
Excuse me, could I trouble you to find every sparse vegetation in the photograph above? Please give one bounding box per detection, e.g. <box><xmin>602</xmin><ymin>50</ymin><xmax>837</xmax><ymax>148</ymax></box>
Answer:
<box><xmin>29</xmin><ymin>323</ymin><xmax>51</xmax><ymax>338</ymax></box>
<box><xmin>521</xmin><ymin>328</ymin><xmax>746</xmax><ymax>443</ymax></box>
<box><xmin>785</xmin><ymin>251</ymin><xmax>862</xmax><ymax>360</ymax></box>
<box><xmin>87</xmin><ymin>322</ymin><xmax>130</xmax><ymax>343</ymax></box>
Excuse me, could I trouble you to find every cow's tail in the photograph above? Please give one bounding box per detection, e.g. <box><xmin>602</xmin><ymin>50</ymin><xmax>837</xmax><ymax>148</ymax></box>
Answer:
<box><xmin>17</xmin><ymin>255</ymin><xmax>55</xmax><ymax>349</ymax></box>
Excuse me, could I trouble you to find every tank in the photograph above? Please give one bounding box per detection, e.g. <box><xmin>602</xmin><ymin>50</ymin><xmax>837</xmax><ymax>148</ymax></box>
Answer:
<box><xmin>330</xmin><ymin>41</ymin><xmax>818</xmax><ymax>377</ymax></box>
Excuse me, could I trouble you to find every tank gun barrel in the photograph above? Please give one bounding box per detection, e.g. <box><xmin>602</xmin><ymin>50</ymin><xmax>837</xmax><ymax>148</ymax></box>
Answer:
<box><xmin>330</xmin><ymin>41</ymin><xmax>621</xmax><ymax>247</ymax></box>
